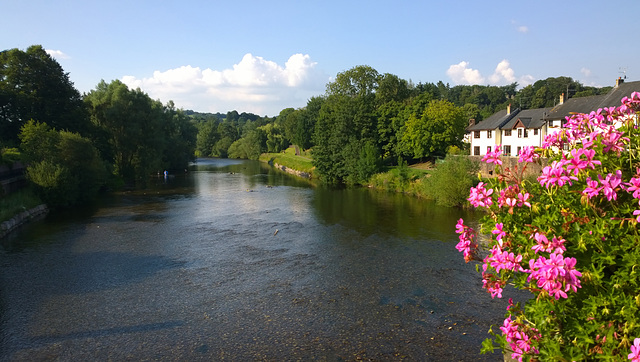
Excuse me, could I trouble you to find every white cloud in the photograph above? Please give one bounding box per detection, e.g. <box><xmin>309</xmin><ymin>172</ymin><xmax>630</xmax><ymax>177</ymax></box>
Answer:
<box><xmin>45</xmin><ymin>49</ymin><xmax>70</xmax><ymax>60</ymax></box>
<box><xmin>446</xmin><ymin>61</ymin><xmax>485</xmax><ymax>85</ymax></box>
<box><xmin>121</xmin><ymin>53</ymin><xmax>328</xmax><ymax>116</ymax></box>
<box><xmin>581</xmin><ymin>67</ymin><xmax>592</xmax><ymax>77</ymax></box>
<box><xmin>446</xmin><ymin>59</ymin><xmax>534</xmax><ymax>87</ymax></box>
<box><xmin>517</xmin><ymin>26</ymin><xmax>529</xmax><ymax>33</ymax></box>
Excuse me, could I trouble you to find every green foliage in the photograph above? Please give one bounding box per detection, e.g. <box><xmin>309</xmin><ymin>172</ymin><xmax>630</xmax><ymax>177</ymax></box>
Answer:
<box><xmin>401</xmin><ymin>99</ymin><xmax>467</xmax><ymax>159</ymax></box>
<box><xmin>421</xmin><ymin>155</ymin><xmax>478</xmax><ymax>207</ymax></box>
<box><xmin>1</xmin><ymin>147</ymin><xmax>22</xmax><ymax>166</ymax></box>
<box><xmin>259</xmin><ymin>146</ymin><xmax>315</xmax><ymax>176</ymax></box>
<box><xmin>84</xmin><ymin>80</ymin><xmax>195</xmax><ymax>186</ymax></box>
<box><xmin>312</xmin><ymin>92</ymin><xmax>380</xmax><ymax>186</ymax></box>
<box><xmin>0</xmin><ymin>187</ymin><xmax>42</xmax><ymax>223</ymax></box>
<box><xmin>0</xmin><ymin>45</ymin><xmax>90</xmax><ymax>144</ymax></box>
<box><xmin>19</xmin><ymin>121</ymin><xmax>106</xmax><ymax>207</ymax></box>
<box><xmin>459</xmin><ymin>98</ymin><xmax>640</xmax><ymax>360</ymax></box>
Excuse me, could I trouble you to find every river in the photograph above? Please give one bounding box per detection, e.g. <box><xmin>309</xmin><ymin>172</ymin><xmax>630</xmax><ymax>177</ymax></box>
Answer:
<box><xmin>0</xmin><ymin>158</ymin><xmax>513</xmax><ymax>361</ymax></box>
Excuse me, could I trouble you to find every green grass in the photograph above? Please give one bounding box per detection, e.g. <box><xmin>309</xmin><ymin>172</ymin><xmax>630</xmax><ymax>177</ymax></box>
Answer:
<box><xmin>0</xmin><ymin>187</ymin><xmax>43</xmax><ymax>223</ymax></box>
<box><xmin>259</xmin><ymin>146</ymin><xmax>315</xmax><ymax>176</ymax></box>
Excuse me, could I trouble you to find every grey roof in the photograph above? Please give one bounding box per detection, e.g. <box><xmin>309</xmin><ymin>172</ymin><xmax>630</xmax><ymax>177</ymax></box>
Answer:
<box><xmin>501</xmin><ymin>107</ymin><xmax>551</xmax><ymax>129</ymax></box>
<box><xmin>467</xmin><ymin>108</ymin><xmax>519</xmax><ymax>131</ymax></box>
<box><xmin>545</xmin><ymin>80</ymin><xmax>640</xmax><ymax>120</ymax></box>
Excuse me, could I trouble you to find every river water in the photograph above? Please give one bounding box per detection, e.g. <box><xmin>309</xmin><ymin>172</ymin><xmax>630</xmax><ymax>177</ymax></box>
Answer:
<box><xmin>0</xmin><ymin>158</ymin><xmax>513</xmax><ymax>361</ymax></box>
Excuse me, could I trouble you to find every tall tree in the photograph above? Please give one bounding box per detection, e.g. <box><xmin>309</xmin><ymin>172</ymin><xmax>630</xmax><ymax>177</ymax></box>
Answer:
<box><xmin>84</xmin><ymin>80</ymin><xmax>194</xmax><ymax>185</ymax></box>
<box><xmin>0</xmin><ymin>45</ymin><xmax>89</xmax><ymax>144</ymax></box>
<box><xmin>401</xmin><ymin>99</ymin><xmax>467</xmax><ymax>159</ymax></box>
<box><xmin>326</xmin><ymin>65</ymin><xmax>380</xmax><ymax>98</ymax></box>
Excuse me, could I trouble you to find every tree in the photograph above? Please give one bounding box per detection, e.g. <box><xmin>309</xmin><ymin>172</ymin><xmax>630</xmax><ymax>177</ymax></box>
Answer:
<box><xmin>195</xmin><ymin>118</ymin><xmax>220</xmax><ymax>157</ymax></box>
<box><xmin>0</xmin><ymin>45</ymin><xmax>90</xmax><ymax>144</ymax></box>
<box><xmin>401</xmin><ymin>99</ymin><xmax>466</xmax><ymax>159</ymax></box>
<box><xmin>326</xmin><ymin>65</ymin><xmax>379</xmax><ymax>98</ymax></box>
<box><xmin>19</xmin><ymin>120</ymin><xmax>105</xmax><ymax>207</ymax></box>
<box><xmin>84</xmin><ymin>80</ymin><xmax>195</xmax><ymax>185</ymax></box>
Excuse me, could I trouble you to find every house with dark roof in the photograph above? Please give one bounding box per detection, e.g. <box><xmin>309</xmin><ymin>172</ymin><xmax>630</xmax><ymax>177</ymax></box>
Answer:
<box><xmin>544</xmin><ymin>78</ymin><xmax>640</xmax><ymax>129</ymax></box>
<box><xmin>467</xmin><ymin>78</ymin><xmax>640</xmax><ymax>157</ymax></box>
<box><xmin>467</xmin><ymin>104</ymin><xmax>550</xmax><ymax>157</ymax></box>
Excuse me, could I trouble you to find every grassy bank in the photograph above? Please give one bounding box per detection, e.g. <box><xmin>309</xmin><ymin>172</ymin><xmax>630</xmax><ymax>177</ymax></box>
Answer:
<box><xmin>0</xmin><ymin>187</ymin><xmax>43</xmax><ymax>223</ymax></box>
<box><xmin>259</xmin><ymin>147</ymin><xmax>477</xmax><ymax>207</ymax></box>
<box><xmin>259</xmin><ymin>147</ymin><xmax>315</xmax><ymax>177</ymax></box>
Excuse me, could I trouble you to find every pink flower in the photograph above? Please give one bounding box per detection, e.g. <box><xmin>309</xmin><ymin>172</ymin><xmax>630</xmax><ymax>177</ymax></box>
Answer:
<box><xmin>538</xmin><ymin>160</ymin><xmax>577</xmax><ymax>188</ymax></box>
<box><xmin>517</xmin><ymin>192</ymin><xmax>532</xmax><ymax>208</ymax></box>
<box><xmin>518</xmin><ymin>146</ymin><xmax>538</xmax><ymax>163</ymax></box>
<box><xmin>527</xmin><ymin>252</ymin><xmax>582</xmax><ymax>299</ymax></box>
<box><xmin>492</xmin><ymin>223</ymin><xmax>506</xmax><ymax>245</ymax></box>
<box><xmin>468</xmin><ymin>182</ymin><xmax>494</xmax><ymax>208</ymax></box>
<box><xmin>582</xmin><ymin>177</ymin><xmax>602</xmax><ymax>198</ymax></box>
<box><xmin>629</xmin><ymin>337</ymin><xmax>640</xmax><ymax>361</ymax></box>
<box><xmin>455</xmin><ymin>219</ymin><xmax>478</xmax><ymax>262</ymax></box>
<box><xmin>531</xmin><ymin>232</ymin><xmax>566</xmax><ymax>254</ymax></box>
<box><xmin>598</xmin><ymin>170</ymin><xmax>623</xmax><ymax>201</ymax></box>
<box><xmin>626</xmin><ymin>176</ymin><xmax>640</xmax><ymax>199</ymax></box>
<box><xmin>500</xmin><ymin>316</ymin><xmax>540</xmax><ymax>361</ymax></box>
<box><xmin>482</xmin><ymin>145</ymin><xmax>503</xmax><ymax>165</ymax></box>
<box><xmin>601</xmin><ymin>128</ymin><xmax>628</xmax><ymax>155</ymax></box>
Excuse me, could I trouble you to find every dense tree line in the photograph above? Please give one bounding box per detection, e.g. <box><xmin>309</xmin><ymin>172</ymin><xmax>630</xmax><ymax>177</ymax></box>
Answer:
<box><xmin>0</xmin><ymin>45</ymin><xmax>197</xmax><ymax>206</ymax></box>
<box><xmin>214</xmin><ymin>65</ymin><xmax>613</xmax><ymax>186</ymax></box>
<box><xmin>2</xmin><ymin>45</ymin><xmax>615</xmax><ymax>192</ymax></box>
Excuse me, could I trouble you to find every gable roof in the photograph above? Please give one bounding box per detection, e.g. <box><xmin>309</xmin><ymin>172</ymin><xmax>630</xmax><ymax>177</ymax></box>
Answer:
<box><xmin>502</xmin><ymin>107</ymin><xmax>551</xmax><ymax>129</ymax></box>
<box><xmin>467</xmin><ymin>108</ymin><xmax>519</xmax><ymax>131</ymax></box>
<box><xmin>545</xmin><ymin>80</ymin><xmax>640</xmax><ymax>120</ymax></box>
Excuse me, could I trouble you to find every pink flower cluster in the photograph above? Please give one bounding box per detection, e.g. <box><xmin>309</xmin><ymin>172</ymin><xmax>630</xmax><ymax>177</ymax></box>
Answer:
<box><xmin>459</xmin><ymin>93</ymin><xmax>640</xmax><ymax>359</ymax></box>
<box><xmin>538</xmin><ymin>160</ymin><xmax>578</xmax><ymax>188</ymax></box>
<box><xmin>467</xmin><ymin>182</ymin><xmax>493</xmax><ymax>208</ymax></box>
<box><xmin>481</xmin><ymin>145</ymin><xmax>503</xmax><ymax>165</ymax></box>
<box><xmin>531</xmin><ymin>232</ymin><xmax>566</xmax><ymax>254</ymax></box>
<box><xmin>455</xmin><ymin>219</ymin><xmax>477</xmax><ymax>263</ymax></box>
<box><xmin>630</xmin><ymin>337</ymin><xmax>640</xmax><ymax>361</ymax></box>
<box><xmin>497</xmin><ymin>185</ymin><xmax>531</xmax><ymax>210</ymax></box>
<box><xmin>500</xmin><ymin>316</ymin><xmax>540</xmax><ymax>361</ymax></box>
<box><xmin>527</xmin><ymin>252</ymin><xmax>582</xmax><ymax>300</ymax></box>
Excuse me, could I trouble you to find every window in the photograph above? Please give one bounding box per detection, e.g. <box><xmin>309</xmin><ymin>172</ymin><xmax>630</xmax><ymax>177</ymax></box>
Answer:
<box><xmin>504</xmin><ymin>130</ymin><xmax>512</xmax><ymax>136</ymax></box>
<box><xmin>487</xmin><ymin>130</ymin><xmax>492</xmax><ymax>138</ymax></box>
<box><xmin>503</xmin><ymin>145</ymin><xmax>511</xmax><ymax>155</ymax></box>
<box><xmin>518</xmin><ymin>129</ymin><xmax>523</xmax><ymax>138</ymax></box>
<box><xmin>517</xmin><ymin>146</ymin><xmax>522</xmax><ymax>155</ymax></box>
<box><xmin>524</xmin><ymin>130</ymin><xmax>528</xmax><ymax>138</ymax></box>
<box><xmin>487</xmin><ymin>146</ymin><xmax>492</xmax><ymax>154</ymax></box>
<box><xmin>549</xmin><ymin>120</ymin><xmax>554</xmax><ymax>127</ymax></box>
<box><xmin>473</xmin><ymin>146</ymin><xmax>480</xmax><ymax>156</ymax></box>
<box><xmin>534</xmin><ymin>129</ymin><xmax>539</xmax><ymax>135</ymax></box>
<box><xmin>474</xmin><ymin>131</ymin><xmax>480</xmax><ymax>138</ymax></box>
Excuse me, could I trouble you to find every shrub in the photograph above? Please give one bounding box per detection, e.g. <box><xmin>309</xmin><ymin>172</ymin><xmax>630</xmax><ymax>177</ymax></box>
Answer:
<box><xmin>422</xmin><ymin>154</ymin><xmax>478</xmax><ymax>207</ymax></box>
<box><xmin>456</xmin><ymin>93</ymin><xmax>640</xmax><ymax>361</ymax></box>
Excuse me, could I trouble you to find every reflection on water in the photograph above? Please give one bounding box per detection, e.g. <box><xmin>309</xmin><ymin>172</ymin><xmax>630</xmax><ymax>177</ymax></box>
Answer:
<box><xmin>0</xmin><ymin>158</ymin><xmax>512</xmax><ymax>361</ymax></box>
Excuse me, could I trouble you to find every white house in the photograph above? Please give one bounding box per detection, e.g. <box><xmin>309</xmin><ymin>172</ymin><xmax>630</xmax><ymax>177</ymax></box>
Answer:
<box><xmin>467</xmin><ymin>78</ymin><xmax>640</xmax><ymax>157</ymax></box>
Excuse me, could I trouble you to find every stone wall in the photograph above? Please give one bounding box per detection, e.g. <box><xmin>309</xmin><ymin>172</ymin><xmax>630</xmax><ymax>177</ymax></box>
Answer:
<box><xmin>0</xmin><ymin>204</ymin><xmax>49</xmax><ymax>239</ymax></box>
<box><xmin>469</xmin><ymin>156</ymin><xmax>548</xmax><ymax>179</ymax></box>
<box><xmin>273</xmin><ymin>163</ymin><xmax>312</xmax><ymax>179</ymax></box>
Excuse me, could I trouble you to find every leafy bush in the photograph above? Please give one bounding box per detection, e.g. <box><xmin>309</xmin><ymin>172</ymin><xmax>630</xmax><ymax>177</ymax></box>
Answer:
<box><xmin>1</xmin><ymin>147</ymin><xmax>22</xmax><ymax>165</ymax></box>
<box><xmin>20</xmin><ymin>121</ymin><xmax>106</xmax><ymax>207</ymax></box>
<box><xmin>456</xmin><ymin>93</ymin><xmax>640</xmax><ymax>361</ymax></box>
<box><xmin>422</xmin><ymin>154</ymin><xmax>478</xmax><ymax>207</ymax></box>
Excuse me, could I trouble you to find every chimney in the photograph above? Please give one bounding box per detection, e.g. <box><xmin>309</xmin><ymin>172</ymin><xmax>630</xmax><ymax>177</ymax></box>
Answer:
<box><xmin>468</xmin><ymin>118</ymin><xmax>476</xmax><ymax>127</ymax></box>
<box><xmin>559</xmin><ymin>93</ymin><xmax>565</xmax><ymax>105</ymax></box>
<box><xmin>616</xmin><ymin>77</ymin><xmax>624</xmax><ymax>87</ymax></box>
<box><xmin>507</xmin><ymin>103</ymin><xmax>511</xmax><ymax>115</ymax></box>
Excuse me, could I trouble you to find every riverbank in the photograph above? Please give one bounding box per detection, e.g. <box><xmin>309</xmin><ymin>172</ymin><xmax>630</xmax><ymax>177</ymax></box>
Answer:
<box><xmin>0</xmin><ymin>204</ymin><xmax>48</xmax><ymax>239</ymax></box>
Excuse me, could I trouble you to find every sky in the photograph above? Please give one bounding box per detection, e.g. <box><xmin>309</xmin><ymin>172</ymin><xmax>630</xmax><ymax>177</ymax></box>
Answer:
<box><xmin>2</xmin><ymin>0</ymin><xmax>639</xmax><ymax>117</ymax></box>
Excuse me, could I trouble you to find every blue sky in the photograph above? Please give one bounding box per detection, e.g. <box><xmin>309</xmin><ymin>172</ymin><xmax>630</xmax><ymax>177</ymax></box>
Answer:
<box><xmin>2</xmin><ymin>0</ymin><xmax>638</xmax><ymax>116</ymax></box>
